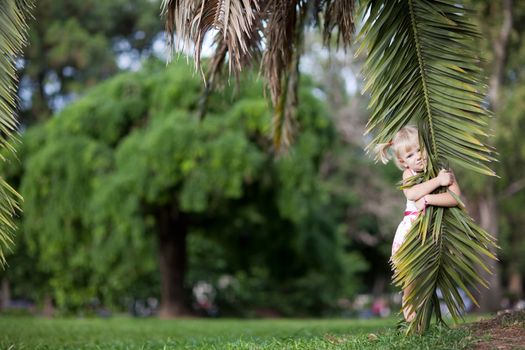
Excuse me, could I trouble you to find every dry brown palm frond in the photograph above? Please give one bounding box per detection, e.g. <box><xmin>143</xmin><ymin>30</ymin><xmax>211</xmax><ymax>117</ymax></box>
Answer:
<box><xmin>263</xmin><ymin>0</ymin><xmax>307</xmax><ymax>151</ymax></box>
<box><xmin>271</xmin><ymin>47</ymin><xmax>300</xmax><ymax>152</ymax></box>
<box><xmin>323</xmin><ymin>0</ymin><xmax>355</xmax><ymax>50</ymax></box>
<box><xmin>197</xmin><ymin>10</ymin><xmax>264</xmax><ymax>119</ymax></box>
<box><xmin>162</xmin><ymin>0</ymin><xmax>193</xmax><ymax>53</ymax></box>
<box><xmin>262</xmin><ymin>0</ymin><xmax>299</xmax><ymax>107</ymax></box>
<box><xmin>162</xmin><ymin>0</ymin><xmax>261</xmax><ymax>76</ymax></box>
<box><xmin>162</xmin><ymin>0</ymin><xmax>359</xmax><ymax>151</ymax></box>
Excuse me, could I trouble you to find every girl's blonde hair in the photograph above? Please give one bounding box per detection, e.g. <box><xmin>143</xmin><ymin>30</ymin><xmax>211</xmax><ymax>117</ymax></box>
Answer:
<box><xmin>374</xmin><ymin>125</ymin><xmax>421</xmax><ymax>170</ymax></box>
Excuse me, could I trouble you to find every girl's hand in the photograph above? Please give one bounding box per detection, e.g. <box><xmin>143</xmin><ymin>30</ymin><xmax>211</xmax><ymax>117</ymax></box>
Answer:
<box><xmin>415</xmin><ymin>196</ymin><xmax>427</xmax><ymax>211</ymax></box>
<box><xmin>437</xmin><ymin>169</ymin><xmax>454</xmax><ymax>187</ymax></box>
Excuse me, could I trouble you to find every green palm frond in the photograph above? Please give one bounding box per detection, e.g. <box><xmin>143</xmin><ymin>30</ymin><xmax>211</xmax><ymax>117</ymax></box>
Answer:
<box><xmin>358</xmin><ymin>0</ymin><xmax>498</xmax><ymax>334</ymax></box>
<box><xmin>0</xmin><ymin>0</ymin><xmax>32</xmax><ymax>266</ymax></box>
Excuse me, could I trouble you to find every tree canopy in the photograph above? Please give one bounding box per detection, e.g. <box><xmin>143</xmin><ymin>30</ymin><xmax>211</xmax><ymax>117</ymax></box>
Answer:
<box><xmin>3</xmin><ymin>59</ymin><xmax>366</xmax><ymax>315</ymax></box>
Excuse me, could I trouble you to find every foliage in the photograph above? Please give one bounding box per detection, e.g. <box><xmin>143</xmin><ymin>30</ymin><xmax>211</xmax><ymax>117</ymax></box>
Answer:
<box><xmin>497</xmin><ymin>79</ymin><xmax>525</xmax><ymax>284</ymax></box>
<box><xmin>460</xmin><ymin>1</ymin><xmax>525</xmax><ymax>302</ymax></box>
<box><xmin>1</xmin><ymin>0</ymin><xmax>161</xmax><ymax>273</ymax></box>
<box><xmin>358</xmin><ymin>0</ymin><xmax>497</xmax><ymax>333</ymax></box>
<box><xmin>4</xmin><ymin>59</ymin><xmax>363</xmax><ymax>314</ymax></box>
<box><xmin>20</xmin><ymin>0</ymin><xmax>162</xmax><ymax>124</ymax></box>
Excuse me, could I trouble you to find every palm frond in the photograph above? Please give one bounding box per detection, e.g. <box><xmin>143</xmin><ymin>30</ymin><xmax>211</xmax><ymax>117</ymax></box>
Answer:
<box><xmin>358</xmin><ymin>0</ymin><xmax>497</xmax><ymax>333</ymax></box>
<box><xmin>162</xmin><ymin>0</ymin><xmax>262</xmax><ymax>77</ymax></box>
<box><xmin>197</xmin><ymin>19</ymin><xmax>263</xmax><ymax>119</ymax></box>
<box><xmin>393</xmin><ymin>205</ymin><xmax>497</xmax><ymax>333</ymax></box>
<box><xmin>323</xmin><ymin>0</ymin><xmax>356</xmax><ymax>50</ymax></box>
<box><xmin>270</xmin><ymin>42</ymin><xmax>299</xmax><ymax>152</ymax></box>
<box><xmin>163</xmin><ymin>0</ymin><xmax>358</xmax><ymax>151</ymax></box>
<box><xmin>263</xmin><ymin>0</ymin><xmax>306</xmax><ymax>151</ymax></box>
<box><xmin>0</xmin><ymin>0</ymin><xmax>33</xmax><ymax>266</ymax></box>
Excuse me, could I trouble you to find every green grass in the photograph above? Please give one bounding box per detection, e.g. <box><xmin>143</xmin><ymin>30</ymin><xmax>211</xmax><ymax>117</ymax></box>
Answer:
<box><xmin>0</xmin><ymin>316</ymin><xmax>477</xmax><ymax>349</ymax></box>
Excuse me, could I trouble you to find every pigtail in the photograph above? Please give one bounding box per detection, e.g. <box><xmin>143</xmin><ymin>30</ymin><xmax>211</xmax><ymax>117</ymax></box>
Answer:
<box><xmin>374</xmin><ymin>142</ymin><xmax>393</xmax><ymax>164</ymax></box>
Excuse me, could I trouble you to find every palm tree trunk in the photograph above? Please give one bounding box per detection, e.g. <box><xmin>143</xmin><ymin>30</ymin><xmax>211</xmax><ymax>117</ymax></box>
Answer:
<box><xmin>156</xmin><ymin>205</ymin><xmax>191</xmax><ymax>318</ymax></box>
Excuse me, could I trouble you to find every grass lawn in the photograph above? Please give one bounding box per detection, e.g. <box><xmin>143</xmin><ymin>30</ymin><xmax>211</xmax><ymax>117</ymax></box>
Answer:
<box><xmin>0</xmin><ymin>315</ymin><xmax>479</xmax><ymax>349</ymax></box>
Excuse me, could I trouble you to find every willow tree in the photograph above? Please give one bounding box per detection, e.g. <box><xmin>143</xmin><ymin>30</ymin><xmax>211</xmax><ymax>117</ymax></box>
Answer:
<box><xmin>163</xmin><ymin>0</ymin><xmax>498</xmax><ymax>333</ymax></box>
<box><xmin>0</xmin><ymin>1</ymin><xmax>32</xmax><ymax>266</ymax></box>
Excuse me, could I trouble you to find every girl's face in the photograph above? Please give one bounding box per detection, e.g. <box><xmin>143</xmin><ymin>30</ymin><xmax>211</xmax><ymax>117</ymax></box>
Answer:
<box><xmin>400</xmin><ymin>146</ymin><xmax>425</xmax><ymax>172</ymax></box>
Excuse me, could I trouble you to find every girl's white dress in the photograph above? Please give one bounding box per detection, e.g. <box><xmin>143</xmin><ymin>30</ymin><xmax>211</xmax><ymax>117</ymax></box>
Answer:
<box><xmin>391</xmin><ymin>169</ymin><xmax>421</xmax><ymax>267</ymax></box>
<box><xmin>391</xmin><ymin>199</ymin><xmax>419</xmax><ymax>259</ymax></box>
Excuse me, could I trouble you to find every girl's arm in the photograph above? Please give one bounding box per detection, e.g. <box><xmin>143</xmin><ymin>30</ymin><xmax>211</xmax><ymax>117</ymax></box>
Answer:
<box><xmin>402</xmin><ymin>169</ymin><xmax>452</xmax><ymax>201</ymax></box>
<box><xmin>415</xmin><ymin>173</ymin><xmax>462</xmax><ymax>209</ymax></box>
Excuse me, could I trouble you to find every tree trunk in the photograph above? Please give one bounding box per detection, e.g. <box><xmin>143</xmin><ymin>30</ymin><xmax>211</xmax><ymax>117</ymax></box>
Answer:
<box><xmin>508</xmin><ymin>268</ymin><xmax>523</xmax><ymax>301</ymax></box>
<box><xmin>372</xmin><ymin>274</ymin><xmax>387</xmax><ymax>298</ymax></box>
<box><xmin>42</xmin><ymin>294</ymin><xmax>55</xmax><ymax>318</ymax></box>
<box><xmin>1</xmin><ymin>278</ymin><xmax>10</xmax><ymax>311</ymax></box>
<box><xmin>476</xmin><ymin>187</ymin><xmax>502</xmax><ymax>312</ymax></box>
<box><xmin>473</xmin><ymin>0</ymin><xmax>513</xmax><ymax>313</ymax></box>
<box><xmin>156</xmin><ymin>205</ymin><xmax>191</xmax><ymax>318</ymax></box>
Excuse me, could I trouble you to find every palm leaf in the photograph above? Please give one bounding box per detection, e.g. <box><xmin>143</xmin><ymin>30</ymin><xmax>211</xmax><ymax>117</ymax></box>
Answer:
<box><xmin>0</xmin><ymin>0</ymin><xmax>32</xmax><ymax>266</ymax></box>
<box><xmin>358</xmin><ymin>0</ymin><xmax>497</xmax><ymax>334</ymax></box>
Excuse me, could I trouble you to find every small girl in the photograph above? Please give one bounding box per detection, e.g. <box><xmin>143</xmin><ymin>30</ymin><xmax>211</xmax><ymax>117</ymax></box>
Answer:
<box><xmin>375</xmin><ymin>125</ymin><xmax>461</xmax><ymax>322</ymax></box>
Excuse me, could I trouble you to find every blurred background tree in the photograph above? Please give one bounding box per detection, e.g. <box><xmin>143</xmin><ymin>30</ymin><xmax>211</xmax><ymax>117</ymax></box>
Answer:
<box><xmin>18</xmin><ymin>0</ymin><xmax>162</xmax><ymax>125</ymax></box>
<box><xmin>300</xmin><ymin>33</ymin><xmax>402</xmax><ymax>298</ymax></box>
<box><xmin>489</xmin><ymin>0</ymin><xmax>525</xmax><ymax>309</ymax></box>
<box><xmin>1</xmin><ymin>59</ymin><xmax>369</xmax><ymax>317</ymax></box>
<box><xmin>458</xmin><ymin>0</ymin><xmax>525</xmax><ymax>312</ymax></box>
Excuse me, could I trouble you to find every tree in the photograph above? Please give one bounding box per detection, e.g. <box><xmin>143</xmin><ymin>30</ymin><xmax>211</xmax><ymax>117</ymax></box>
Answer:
<box><xmin>474</xmin><ymin>0</ymin><xmax>525</xmax><ymax>306</ymax></box>
<box><xmin>1</xmin><ymin>0</ymin><xmax>162</xmax><ymax>270</ymax></box>
<box><xmin>498</xmin><ymin>81</ymin><xmax>525</xmax><ymax>303</ymax></box>
<box><xmin>19</xmin><ymin>0</ymin><xmax>162</xmax><ymax>125</ymax></box>
<box><xmin>458</xmin><ymin>0</ymin><xmax>516</xmax><ymax>313</ymax></box>
<box><xmin>13</xmin><ymin>60</ymin><xmax>358</xmax><ymax>316</ymax></box>
<box><xmin>0</xmin><ymin>0</ymin><xmax>164</xmax><ymax>309</ymax></box>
